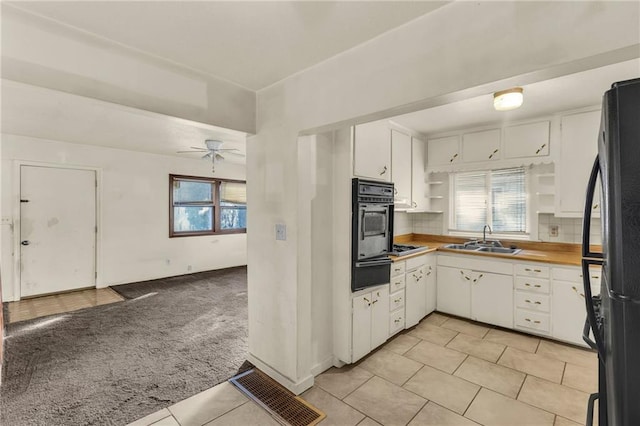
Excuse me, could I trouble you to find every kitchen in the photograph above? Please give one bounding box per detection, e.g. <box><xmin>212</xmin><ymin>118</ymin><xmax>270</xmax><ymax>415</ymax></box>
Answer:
<box><xmin>1</xmin><ymin>2</ymin><xmax>639</xmax><ymax>425</ymax></box>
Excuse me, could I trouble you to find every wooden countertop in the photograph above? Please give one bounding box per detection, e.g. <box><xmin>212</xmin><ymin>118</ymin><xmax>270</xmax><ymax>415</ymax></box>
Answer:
<box><xmin>390</xmin><ymin>234</ymin><xmax>601</xmax><ymax>266</ymax></box>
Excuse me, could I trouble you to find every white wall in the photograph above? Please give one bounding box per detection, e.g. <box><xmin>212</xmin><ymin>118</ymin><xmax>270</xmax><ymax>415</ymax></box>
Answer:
<box><xmin>1</xmin><ymin>134</ymin><xmax>247</xmax><ymax>301</ymax></box>
<box><xmin>247</xmin><ymin>1</ymin><xmax>639</xmax><ymax>392</ymax></box>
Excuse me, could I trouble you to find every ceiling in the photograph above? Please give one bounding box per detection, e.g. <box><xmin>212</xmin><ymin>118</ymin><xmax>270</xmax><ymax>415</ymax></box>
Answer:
<box><xmin>392</xmin><ymin>59</ymin><xmax>640</xmax><ymax>136</ymax></box>
<box><xmin>1</xmin><ymin>80</ymin><xmax>248</xmax><ymax>161</ymax></box>
<box><xmin>6</xmin><ymin>1</ymin><xmax>447</xmax><ymax>91</ymax></box>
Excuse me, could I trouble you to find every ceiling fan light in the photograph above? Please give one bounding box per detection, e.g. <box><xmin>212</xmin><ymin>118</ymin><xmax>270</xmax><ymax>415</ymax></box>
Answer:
<box><xmin>493</xmin><ymin>87</ymin><xmax>523</xmax><ymax>111</ymax></box>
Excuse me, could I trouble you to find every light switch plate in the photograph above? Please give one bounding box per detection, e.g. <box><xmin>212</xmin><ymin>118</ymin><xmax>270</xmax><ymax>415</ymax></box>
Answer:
<box><xmin>275</xmin><ymin>224</ymin><xmax>286</xmax><ymax>241</ymax></box>
<box><xmin>549</xmin><ymin>225</ymin><xmax>559</xmax><ymax>237</ymax></box>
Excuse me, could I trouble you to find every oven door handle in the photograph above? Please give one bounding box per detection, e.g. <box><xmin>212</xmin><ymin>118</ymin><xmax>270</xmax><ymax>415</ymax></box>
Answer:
<box><xmin>355</xmin><ymin>257</ymin><xmax>393</xmax><ymax>268</ymax></box>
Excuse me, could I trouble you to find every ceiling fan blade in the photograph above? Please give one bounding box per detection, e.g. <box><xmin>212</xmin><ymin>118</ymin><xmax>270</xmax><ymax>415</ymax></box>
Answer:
<box><xmin>190</xmin><ymin>147</ymin><xmax>209</xmax><ymax>150</ymax></box>
<box><xmin>224</xmin><ymin>151</ymin><xmax>246</xmax><ymax>157</ymax></box>
<box><xmin>202</xmin><ymin>152</ymin><xmax>212</xmax><ymax>159</ymax></box>
<box><xmin>215</xmin><ymin>153</ymin><xmax>225</xmax><ymax>161</ymax></box>
<box><xmin>177</xmin><ymin>150</ymin><xmax>202</xmax><ymax>153</ymax></box>
<box><xmin>215</xmin><ymin>148</ymin><xmax>241</xmax><ymax>152</ymax></box>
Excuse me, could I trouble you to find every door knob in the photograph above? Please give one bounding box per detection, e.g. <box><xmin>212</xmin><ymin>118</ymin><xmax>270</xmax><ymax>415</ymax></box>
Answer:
<box><xmin>21</xmin><ymin>240</ymin><xmax>30</xmax><ymax>246</ymax></box>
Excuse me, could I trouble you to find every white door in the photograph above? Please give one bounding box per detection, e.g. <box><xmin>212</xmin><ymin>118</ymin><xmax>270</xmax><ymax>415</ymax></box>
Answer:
<box><xmin>471</xmin><ymin>272</ymin><xmax>513</xmax><ymax>328</ymax></box>
<box><xmin>436</xmin><ymin>265</ymin><xmax>471</xmax><ymax>318</ymax></box>
<box><xmin>405</xmin><ymin>265</ymin><xmax>426</xmax><ymax>328</ymax></box>
<box><xmin>391</xmin><ymin>130</ymin><xmax>412</xmax><ymax>203</ymax></box>
<box><xmin>462</xmin><ymin>129</ymin><xmax>501</xmax><ymax>163</ymax></box>
<box><xmin>20</xmin><ymin>166</ymin><xmax>96</xmax><ymax>297</ymax></box>
<box><xmin>370</xmin><ymin>286</ymin><xmax>390</xmax><ymax>349</ymax></box>
<box><xmin>425</xmin><ymin>255</ymin><xmax>437</xmax><ymax>314</ymax></box>
<box><xmin>352</xmin><ymin>293</ymin><xmax>372</xmax><ymax>362</ymax></box>
<box><xmin>353</xmin><ymin>120</ymin><xmax>391</xmax><ymax>181</ymax></box>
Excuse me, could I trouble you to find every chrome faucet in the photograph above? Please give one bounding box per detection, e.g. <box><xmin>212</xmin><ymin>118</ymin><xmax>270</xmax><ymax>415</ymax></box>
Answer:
<box><xmin>483</xmin><ymin>225</ymin><xmax>492</xmax><ymax>243</ymax></box>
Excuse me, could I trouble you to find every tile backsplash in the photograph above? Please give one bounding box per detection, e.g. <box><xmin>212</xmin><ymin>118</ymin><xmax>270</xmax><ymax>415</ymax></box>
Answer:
<box><xmin>538</xmin><ymin>214</ymin><xmax>602</xmax><ymax>245</ymax></box>
<box><xmin>395</xmin><ymin>211</ymin><xmax>601</xmax><ymax>245</ymax></box>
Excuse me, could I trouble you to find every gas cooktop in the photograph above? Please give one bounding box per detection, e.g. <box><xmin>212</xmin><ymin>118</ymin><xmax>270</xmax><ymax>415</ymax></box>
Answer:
<box><xmin>390</xmin><ymin>244</ymin><xmax>430</xmax><ymax>257</ymax></box>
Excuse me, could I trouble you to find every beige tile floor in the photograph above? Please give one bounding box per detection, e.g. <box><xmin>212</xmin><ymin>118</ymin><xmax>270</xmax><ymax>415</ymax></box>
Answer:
<box><xmin>7</xmin><ymin>287</ymin><xmax>124</xmax><ymax>323</ymax></box>
<box><xmin>128</xmin><ymin>312</ymin><xmax>598</xmax><ymax>426</ymax></box>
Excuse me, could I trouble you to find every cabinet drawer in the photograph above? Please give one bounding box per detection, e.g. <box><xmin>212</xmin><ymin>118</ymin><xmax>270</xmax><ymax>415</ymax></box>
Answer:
<box><xmin>552</xmin><ymin>267</ymin><xmax>602</xmax><ymax>286</ymax></box>
<box><xmin>389</xmin><ymin>309</ymin><xmax>405</xmax><ymax>335</ymax></box>
<box><xmin>515</xmin><ymin>264</ymin><xmax>550</xmax><ymax>278</ymax></box>
<box><xmin>390</xmin><ymin>275</ymin><xmax>406</xmax><ymax>293</ymax></box>
<box><xmin>391</xmin><ymin>262</ymin><xmax>406</xmax><ymax>277</ymax></box>
<box><xmin>515</xmin><ymin>309</ymin><xmax>550</xmax><ymax>333</ymax></box>
<box><xmin>389</xmin><ymin>290</ymin><xmax>405</xmax><ymax>312</ymax></box>
<box><xmin>515</xmin><ymin>291</ymin><xmax>550</xmax><ymax>312</ymax></box>
<box><xmin>515</xmin><ymin>276</ymin><xmax>550</xmax><ymax>294</ymax></box>
<box><xmin>406</xmin><ymin>255</ymin><xmax>427</xmax><ymax>271</ymax></box>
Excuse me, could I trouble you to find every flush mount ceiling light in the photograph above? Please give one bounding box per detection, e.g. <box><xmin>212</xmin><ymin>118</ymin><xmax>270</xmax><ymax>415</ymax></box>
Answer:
<box><xmin>493</xmin><ymin>87</ymin><xmax>524</xmax><ymax>111</ymax></box>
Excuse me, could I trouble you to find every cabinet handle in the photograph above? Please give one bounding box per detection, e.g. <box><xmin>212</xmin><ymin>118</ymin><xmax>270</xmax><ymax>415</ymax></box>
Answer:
<box><xmin>449</xmin><ymin>153</ymin><xmax>458</xmax><ymax>163</ymax></box>
<box><xmin>524</xmin><ymin>268</ymin><xmax>542</xmax><ymax>273</ymax></box>
<box><xmin>460</xmin><ymin>270</ymin><xmax>470</xmax><ymax>281</ymax></box>
<box><xmin>535</xmin><ymin>143</ymin><xmax>547</xmax><ymax>155</ymax></box>
<box><xmin>372</xmin><ymin>299</ymin><xmax>378</xmax><ymax>304</ymax></box>
<box><xmin>364</xmin><ymin>297</ymin><xmax>370</xmax><ymax>306</ymax></box>
<box><xmin>426</xmin><ymin>271</ymin><xmax>432</xmax><ymax>276</ymax></box>
<box><xmin>593</xmin><ymin>204</ymin><xmax>599</xmax><ymax>210</ymax></box>
<box><xmin>525</xmin><ymin>299</ymin><xmax>542</xmax><ymax>305</ymax></box>
<box><xmin>472</xmin><ymin>273</ymin><xmax>484</xmax><ymax>283</ymax></box>
<box><xmin>380</xmin><ymin>166</ymin><xmax>387</xmax><ymax>175</ymax></box>
<box><xmin>394</xmin><ymin>319</ymin><xmax>401</xmax><ymax>323</ymax></box>
<box><xmin>572</xmin><ymin>286</ymin><xmax>585</xmax><ymax>298</ymax></box>
<box><xmin>412</xmin><ymin>201</ymin><xmax>417</xmax><ymax>208</ymax></box>
<box><xmin>525</xmin><ymin>318</ymin><xmax>542</xmax><ymax>324</ymax></box>
<box><xmin>488</xmin><ymin>148</ymin><xmax>499</xmax><ymax>159</ymax></box>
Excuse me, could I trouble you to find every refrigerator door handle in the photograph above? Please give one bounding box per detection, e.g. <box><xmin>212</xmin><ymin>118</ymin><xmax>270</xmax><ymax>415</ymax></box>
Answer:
<box><xmin>585</xmin><ymin>392</ymin><xmax>599</xmax><ymax>426</ymax></box>
<box><xmin>582</xmin><ymin>258</ymin><xmax>605</xmax><ymax>358</ymax></box>
<box><xmin>582</xmin><ymin>156</ymin><xmax>604</xmax><ymax>259</ymax></box>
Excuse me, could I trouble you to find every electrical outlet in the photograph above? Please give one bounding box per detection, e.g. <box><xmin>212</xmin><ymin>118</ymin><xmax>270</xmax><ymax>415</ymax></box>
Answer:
<box><xmin>275</xmin><ymin>223</ymin><xmax>286</xmax><ymax>241</ymax></box>
<box><xmin>549</xmin><ymin>225</ymin><xmax>559</xmax><ymax>237</ymax></box>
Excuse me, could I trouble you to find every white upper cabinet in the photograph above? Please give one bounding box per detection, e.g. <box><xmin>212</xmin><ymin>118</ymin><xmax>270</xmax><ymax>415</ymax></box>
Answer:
<box><xmin>504</xmin><ymin>121</ymin><xmax>550</xmax><ymax>159</ymax></box>
<box><xmin>556</xmin><ymin>110</ymin><xmax>601</xmax><ymax>217</ymax></box>
<box><xmin>411</xmin><ymin>137</ymin><xmax>427</xmax><ymax>210</ymax></box>
<box><xmin>391</xmin><ymin>130</ymin><xmax>412</xmax><ymax>204</ymax></box>
<box><xmin>462</xmin><ymin>129</ymin><xmax>501</xmax><ymax>163</ymax></box>
<box><xmin>353</xmin><ymin>120</ymin><xmax>391</xmax><ymax>181</ymax></box>
<box><xmin>427</xmin><ymin>136</ymin><xmax>460</xmax><ymax>166</ymax></box>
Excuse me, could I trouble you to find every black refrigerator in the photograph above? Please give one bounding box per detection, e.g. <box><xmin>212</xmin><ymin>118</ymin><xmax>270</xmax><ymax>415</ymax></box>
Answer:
<box><xmin>582</xmin><ymin>77</ymin><xmax>640</xmax><ymax>426</ymax></box>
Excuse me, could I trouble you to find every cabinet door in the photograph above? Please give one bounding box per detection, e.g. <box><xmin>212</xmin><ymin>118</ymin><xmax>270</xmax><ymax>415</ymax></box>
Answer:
<box><xmin>552</xmin><ymin>280</ymin><xmax>599</xmax><ymax>346</ymax></box>
<box><xmin>462</xmin><ymin>129</ymin><xmax>501</xmax><ymax>163</ymax></box>
<box><xmin>391</xmin><ymin>130</ymin><xmax>412</xmax><ymax>204</ymax></box>
<box><xmin>425</xmin><ymin>255</ymin><xmax>437</xmax><ymax>314</ymax></box>
<box><xmin>504</xmin><ymin>121</ymin><xmax>550</xmax><ymax>159</ymax></box>
<box><xmin>427</xmin><ymin>136</ymin><xmax>460</xmax><ymax>166</ymax></box>
<box><xmin>471</xmin><ymin>272</ymin><xmax>513</xmax><ymax>328</ymax></box>
<box><xmin>436</xmin><ymin>266</ymin><xmax>471</xmax><ymax>318</ymax></box>
<box><xmin>556</xmin><ymin>110</ymin><xmax>601</xmax><ymax>217</ymax></box>
<box><xmin>352</xmin><ymin>293</ymin><xmax>372</xmax><ymax>362</ymax></box>
<box><xmin>370</xmin><ymin>287</ymin><xmax>390</xmax><ymax>349</ymax></box>
<box><xmin>405</xmin><ymin>266</ymin><xmax>427</xmax><ymax>328</ymax></box>
<box><xmin>411</xmin><ymin>137</ymin><xmax>426</xmax><ymax>209</ymax></box>
<box><xmin>354</xmin><ymin>120</ymin><xmax>391</xmax><ymax>181</ymax></box>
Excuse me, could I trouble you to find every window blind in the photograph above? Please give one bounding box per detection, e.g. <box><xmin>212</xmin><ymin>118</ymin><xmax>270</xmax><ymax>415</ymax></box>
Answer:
<box><xmin>491</xmin><ymin>168</ymin><xmax>526</xmax><ymax>232</ymax></box>
<box><xmin>453</xmin><ymin>171</ymin><xmax>487</xmax><ymax>231</ymax></box>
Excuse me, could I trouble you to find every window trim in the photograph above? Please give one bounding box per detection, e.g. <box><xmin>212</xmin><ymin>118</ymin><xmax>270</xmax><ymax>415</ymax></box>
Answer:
<box><xmin>449</xmin><ymin>167</ymin><xmax>529</xmax><ymax>236</ymax></box>
<box><xmin>169</xmin><ymin>174</ymin><xmax>246</xmax><ymax>237</ymax></box>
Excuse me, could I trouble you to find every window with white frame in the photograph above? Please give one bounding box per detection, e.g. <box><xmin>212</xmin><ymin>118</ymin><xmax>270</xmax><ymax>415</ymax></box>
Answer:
<box><xmin>450</xmin><ymin>167</ymin><xmax>527</xmax><ymax>234</ymax></box>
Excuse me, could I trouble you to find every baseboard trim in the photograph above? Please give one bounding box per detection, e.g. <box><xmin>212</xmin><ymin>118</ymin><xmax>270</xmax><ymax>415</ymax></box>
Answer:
<box><xmin>310</xmin><ymin>356</ymin><xmax>334</xmax><ymax>376</ymax></box>
<box><xmin>247</xmin><ymin>353</ymin><xmax>314</xmax><ymax>395</ymax></box>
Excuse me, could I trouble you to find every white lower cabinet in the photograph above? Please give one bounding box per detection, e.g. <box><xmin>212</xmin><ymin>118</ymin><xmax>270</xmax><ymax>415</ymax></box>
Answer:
<box><xmin>352</xmin><ymin>285</ymin><xmax>390</xmax><ymax>362</ymax></box>
<box><xmin>425</xmin><ymin>254</ymin><xmax>437</xmax><ymax>315</ymax></box>
<box><xmin>436</xmin><ymin>265</ymin><xmax>471</xmax><ymax>318</ymax></box>
<box><xmin>437</xmin><ymin>255</ymin><xmax>513</xmax><ymax>327</ymax></box>
<box><xmin>471</xmin><ymin>271</ymin><xmax>513</xmax><ymax>329</ymax></box>
<box><xmin>405</xmin><ymin>264</ymin><xmax>426</xmax><ymax>328</ymax></box>
<box><xmin>551</xmin><ymin>266</ymin><xmax>601</xmax><ymax>347</ymax></box>
<box><xmin>514</xmin><ymin>263</ymin><xmax>551</xmax><ymax>336</ymax></box>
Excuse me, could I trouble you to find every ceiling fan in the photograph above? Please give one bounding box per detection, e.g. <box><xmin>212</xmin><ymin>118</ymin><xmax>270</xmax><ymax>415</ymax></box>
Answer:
<box><xmin>177</xmin><ymin>140</ymin><xmax>245</xmax><ymax>172</ymax></box>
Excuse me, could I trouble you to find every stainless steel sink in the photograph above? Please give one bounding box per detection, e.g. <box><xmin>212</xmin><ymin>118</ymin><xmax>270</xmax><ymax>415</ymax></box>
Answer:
<box><xmin>443</xmin><ymin>243</ymin><xmax>521</xmax><ymax>255</ymax></box>
<box><xmin>476</xmin><ymin>247</ymin><xmax>522</xmax><ymax>255</ymax></box>
<box><xmin>443</xmin><ymin>244</ymin><xmax>478</xmax><ymax>250</ymax></box>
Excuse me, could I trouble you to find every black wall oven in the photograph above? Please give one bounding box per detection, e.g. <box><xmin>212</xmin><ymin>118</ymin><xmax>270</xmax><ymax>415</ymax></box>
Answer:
<box><xmin>351</xmin><ymin>178</ymin><xmax>394</xmax><ymax>292</ymax></box>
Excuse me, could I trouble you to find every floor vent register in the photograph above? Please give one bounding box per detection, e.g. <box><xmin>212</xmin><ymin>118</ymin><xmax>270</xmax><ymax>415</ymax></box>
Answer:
<box><xmin>229</xmin><ymin>369</ymin><xmax>325</xmax><ymax>426</ymax></box>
